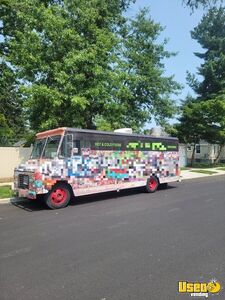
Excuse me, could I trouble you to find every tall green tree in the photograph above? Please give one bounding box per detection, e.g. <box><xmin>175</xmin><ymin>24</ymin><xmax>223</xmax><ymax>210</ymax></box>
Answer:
<box><xmin>1</xmin><ymin>0</ymin><xmax>124</xmax><ymax>131</ymax></box>
<box><xmin>188</xmin><ymin>7</ymin><xmax>225</xmax><ymax>99</ymax></box>
<box><xmin>177</xmin><ymin>7</ymin><xmax>225</xmax><ymax>164</ymax></box>
<box><xmin>0</xmin><ymin>114</ymin><xmax>12</xmax><ymax>145</ymax></box>
<box><xmin>175</xmin><ymin>96</ymin><xmax>225</xmax><ymax>164</ymax></box>
<box><xmin>174</xmin><ymin>97</ymin><xmax>207</xmax><ymax>165</ymax></box>
<box><xmin>0</xmin><ymin>62</ymin><xmax>25</xmax><ymax>145</ymax></box>
<box><xmin>198</xmin><ymin>94</ymin><xmax>225</xmax><ymax>162</ymax></box>
<box><xmin>177</xmin><ymin>95</ymin><xmax>225</xmax><ymax>164</ymax></box>
<box><xmin>96</xmin><ymin>8</ymin><xmax>181</xmax><ymax>131</ymax></box>
<box><xmin>1</xmin><ymin>1</ymin><xmax>180</xmax><ymax>133</ymax></box>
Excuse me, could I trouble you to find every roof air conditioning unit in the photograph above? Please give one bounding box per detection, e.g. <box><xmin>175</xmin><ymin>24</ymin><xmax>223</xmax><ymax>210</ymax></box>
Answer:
<box><xmin>114</xmin><ymin>128</ymin><xmax>133</xmax><ymax>134</ymax></box>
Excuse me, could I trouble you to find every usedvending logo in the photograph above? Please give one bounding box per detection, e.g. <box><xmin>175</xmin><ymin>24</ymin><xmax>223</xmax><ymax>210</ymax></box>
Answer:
<box><xmin>178</xmin><ymin>279</ymin><xmax>221</xmax><ymax>298</ymax></box>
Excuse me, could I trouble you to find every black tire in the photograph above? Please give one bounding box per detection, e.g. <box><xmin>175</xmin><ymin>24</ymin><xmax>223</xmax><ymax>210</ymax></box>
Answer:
<box><xmin>45</xmin><ymin>183</ymin><xmax>71</xmax><ymax>209</ymax></box>
<box><xmin>146</xmin><ymin>176</ymin><xmax>159</xmax><ymax>193</ymax></box>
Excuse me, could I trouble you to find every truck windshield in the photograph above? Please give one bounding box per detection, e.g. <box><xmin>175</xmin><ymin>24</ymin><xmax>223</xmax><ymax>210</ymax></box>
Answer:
<box><xmin>31</xmin><ymin>135</ymin><xmax>62</xmax><ymax>159</ymax></box>
<box><xmin>31</xmin><ymin>138</ymin><xmax>46</xmax><ymax>159</ymax></box>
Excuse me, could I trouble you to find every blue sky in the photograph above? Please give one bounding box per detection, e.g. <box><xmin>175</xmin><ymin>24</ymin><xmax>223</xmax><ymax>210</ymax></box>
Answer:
<box><xmin>127</xmin><ymin>0</ymin><xmax>205</xmax><ymax>102</ymax></box>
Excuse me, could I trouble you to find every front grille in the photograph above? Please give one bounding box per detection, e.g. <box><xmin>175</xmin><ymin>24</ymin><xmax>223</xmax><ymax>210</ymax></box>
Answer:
<box><xmin>18</xmin><ymin>174</ymin><xmax>29</xmax><ymax>189</ymax></box>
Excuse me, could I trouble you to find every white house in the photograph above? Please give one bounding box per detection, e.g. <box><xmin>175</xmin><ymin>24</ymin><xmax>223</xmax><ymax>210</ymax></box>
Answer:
<box><xmin>186</xmin><ymin>141</ymin><xmax>225</xmax><ymax>164</ymax></box>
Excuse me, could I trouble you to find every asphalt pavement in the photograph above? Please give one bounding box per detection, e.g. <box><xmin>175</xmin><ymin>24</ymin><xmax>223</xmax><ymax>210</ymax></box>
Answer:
<box><xmin>0</xmin><ymin>175</ymin><xmax>225</xmax><ymax>300</ymax></box>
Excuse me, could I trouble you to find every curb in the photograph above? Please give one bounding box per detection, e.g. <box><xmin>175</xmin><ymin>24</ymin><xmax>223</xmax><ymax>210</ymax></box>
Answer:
<box><xmin>180</xmin><ymin>174</ymin><xmax>225</xmax><ymax>181</ymax></box>
<box><xmin>0</xmin><ymin>182</ymin><xmax>13</xmax><ymax>187</ymax></box>
<box><xmin>0</xmin><ymin>198</ymin><xmax>14</xmax><ymax>204</ymax></box>
<box><xmin>0</xmin><ymin>197</ymin><xmax>25</xmax><ymax>205</ymax></box>
<box><xmin>181</xmin><ymin>170</ymin><xmax>225</xmax><ymax>180</ymax></box>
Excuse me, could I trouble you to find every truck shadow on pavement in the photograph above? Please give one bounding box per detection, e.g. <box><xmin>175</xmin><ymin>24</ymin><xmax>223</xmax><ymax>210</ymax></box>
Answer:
<box><xmin>10</xmin><ymin>184</ymin><xmax>176</xmax><ymax>212</ymax></box>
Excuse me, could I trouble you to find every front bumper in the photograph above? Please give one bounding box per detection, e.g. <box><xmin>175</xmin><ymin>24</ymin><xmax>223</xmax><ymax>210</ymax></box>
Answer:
<box><xmin>17</xmin><ymin>188</ymin><xmax>37</xmax><ymax>199</ymax></box>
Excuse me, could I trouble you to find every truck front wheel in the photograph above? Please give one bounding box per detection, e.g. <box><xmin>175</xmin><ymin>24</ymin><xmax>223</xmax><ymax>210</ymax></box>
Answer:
<box><xmin>146</xmin><ymin>176</ymin><xmax>159</xmax><ymax>193</ymax></box>
<box><xmin>45</xmin><ymin>183</ymin><xmax>71</xmax><ymax>209</ymax></box>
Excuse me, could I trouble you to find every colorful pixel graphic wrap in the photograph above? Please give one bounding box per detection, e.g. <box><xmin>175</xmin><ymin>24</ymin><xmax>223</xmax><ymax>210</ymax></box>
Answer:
<box><xmin>15</xmin><ymin>148</ymin><xmax>179</xmax><ymax>198</ymax></box>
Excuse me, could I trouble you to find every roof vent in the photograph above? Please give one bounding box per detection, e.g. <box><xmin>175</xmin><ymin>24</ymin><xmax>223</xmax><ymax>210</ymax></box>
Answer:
<box><xmin>150</xmin><ymin>127</ymin><xmax>169</xmax><ymax>137</ymax></box>
<box><xmin>114</xmin><ymin>128</ymin><xmax>133</xmax><ymax>134</ymax></box>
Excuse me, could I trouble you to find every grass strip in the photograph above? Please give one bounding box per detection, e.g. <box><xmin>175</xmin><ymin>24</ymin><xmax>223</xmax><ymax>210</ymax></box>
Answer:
<box><xmin>0</xmin><ymin>185</ymin><xmax>12</xmax><ymax>199</ymax></box>
<box><xmin>190</xmin><ymin>170</ymin><xmax>217</xmax><ymax>175</ymax></box>
<box><xmin>216</xmin><ymin>167</ymin><xmax>225</xmax><ymax>171</ymax></box>
<box><xmin>188</xmin><ymin>163</ymin><xmax>225</xmax><ymax>169</ymax></box>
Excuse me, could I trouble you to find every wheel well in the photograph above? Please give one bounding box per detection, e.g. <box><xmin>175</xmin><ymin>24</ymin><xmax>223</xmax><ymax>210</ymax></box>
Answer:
<box><xmin>54</xmin><ymin>181</ymin><xmax>75</xmax><ymax>198</ymax></box>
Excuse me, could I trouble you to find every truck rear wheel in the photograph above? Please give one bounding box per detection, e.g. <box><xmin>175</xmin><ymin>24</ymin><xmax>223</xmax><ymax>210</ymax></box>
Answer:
<box><xmin>146</xmin><ymin>176</ymin><xmax>159</xmax><ymax>193</ymax></box>
<box><xmin>45</xmin><ymin>183</ymin><xmax>71</xmax><ymax>209</ymax></box>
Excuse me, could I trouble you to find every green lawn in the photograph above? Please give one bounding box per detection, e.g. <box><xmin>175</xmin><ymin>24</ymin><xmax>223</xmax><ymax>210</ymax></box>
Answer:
<box><xmin>190</xmin><ymin>170</ymin><xmax>218</xmax><ymax>175</ymax></box>
<box><xmin>0</xmin><ymin>186</ymin><xmax>13</xmax><ymax>199</ymax></box>
<box><xmin>181</xmin><ymin>167</ymin><xmax>191</xmax><ymax>170</ymax></box>
<box><xmin>188</xmin><ymin>163</ymin><xmax>225</xmax><ymax>169</ymax></box>
<box><xmin>216</xmin><ymin>167</ymin><xmax>225</xmax><ymax>171</ymax></box>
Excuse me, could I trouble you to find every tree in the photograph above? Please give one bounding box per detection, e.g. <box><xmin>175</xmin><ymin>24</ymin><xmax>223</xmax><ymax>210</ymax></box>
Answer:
<box><xmin>188</xmin><ymin>7</ymin><xmax>225</xmax><ymax>100</ymax></box>
<box><xmin>0</xmin><ymin>62</ymin><xmax>25</xmax><ymax>145</ymax></box>
<box><xmin>174</xmin><ymin>97</ymin><xmax>207</xmax><ymax>165</ymax></box>
<box><xmin>198</xmin><ymin>94</ymin><xmax>225</xmax><ymax>162</ymax></box>
<box><xmin>96</xmin><ymin>8</ymin><xmax>181</xmax><ymax>131</ymax></box>
<box><xmin>179</xmin><ymin>7</ymin><xmax>225</xmax><ymax>164</ymax></box>
<box><xmin>183</xmin><ymin>0</ymin><xmax>222</xmax><ymax>10</ymax></box>
<box><xmin>176</xmin><ymin>93</ymin><xmax>225</xmax><ymax>164</ymax></box>
<box><xmin>0</xmin><ymin>114</ymin><xmax>12</xmax><ymax>145</ymax></box>
<box><xmin>1</xmin><ymin>0</ymin><xmax>124</xmax><ymax>131</ymax></box>
<box><xmin>0</xmin><ymin>1</ymin><xmax>180</xmax><ymax>133</ymax></box>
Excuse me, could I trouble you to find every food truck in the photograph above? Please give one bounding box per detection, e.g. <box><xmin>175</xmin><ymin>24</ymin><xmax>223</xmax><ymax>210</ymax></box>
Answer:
<box><xmin>14</xmin><ymin>127</ymin><xmax>180</xmax><ymax>209</ymax></box>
